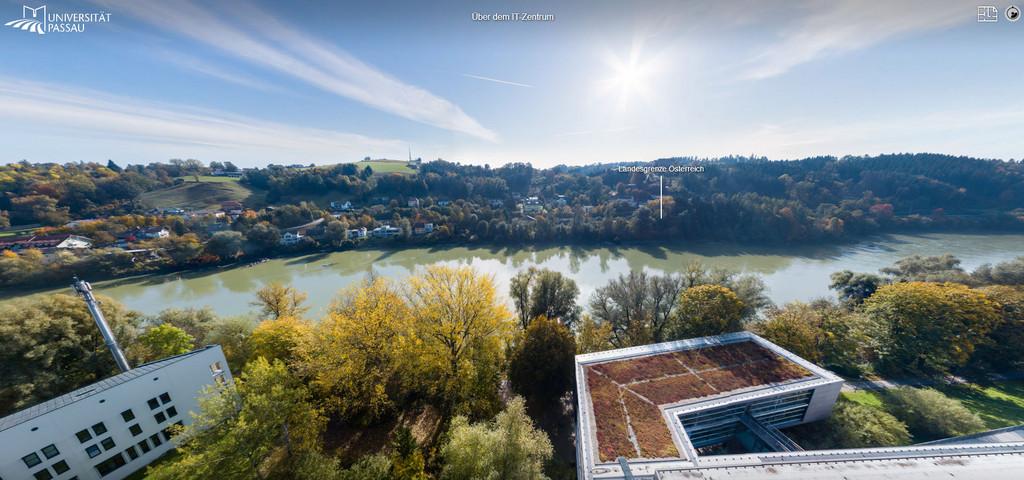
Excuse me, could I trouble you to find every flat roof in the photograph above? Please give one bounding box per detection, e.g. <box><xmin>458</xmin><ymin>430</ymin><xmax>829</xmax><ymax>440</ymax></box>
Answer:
<box><xmin>575</xmin><ymin>331</ymin><xmax>844</xmax><ymax>473</ymax></box>
<box><xmin>0</xmin><ymin>346</ymin><xmax>220</xmax><ymax>432</ymax></box>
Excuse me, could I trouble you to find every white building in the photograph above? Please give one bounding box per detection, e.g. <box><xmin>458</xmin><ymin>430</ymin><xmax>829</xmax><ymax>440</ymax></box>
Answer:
<box><xmin>347</xmin><ymin>227</ymin><xmax>368</xmax><ymax>239</ymax></box>
<box><xmin>280</xmin><ymin>231</ymin><xmax>304</xmax><ymax>245</ymax></box>
<box><xmin>0</xmin><ymin>346</ymin><xmax>232</xmax><ymax>480</ymax></box>
<box><xmin>371</xmin><ymin>225</ymin><xmax>401</xmax><ymax>238</ymax></box>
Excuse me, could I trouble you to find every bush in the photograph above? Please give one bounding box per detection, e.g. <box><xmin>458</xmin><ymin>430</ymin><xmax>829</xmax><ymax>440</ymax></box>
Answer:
<box><xmin>795</xmin><ymin>400</ymin><xmax>910</xmax><ymax>449</ymax></box>
<box><xmin>886</xmin><ymin>387</ymin><xmax>985</xmax><ymax>440</ymax></box>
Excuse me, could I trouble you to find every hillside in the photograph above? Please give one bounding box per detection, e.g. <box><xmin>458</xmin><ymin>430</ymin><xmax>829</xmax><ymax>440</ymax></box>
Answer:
<box><xmin>138</xmin><ymin>179</ymin><xmax>264</xmax><ymax>210</ymax></box>
<box><xmin>354</xmin><ymin>159</ymin><xmax>416</xmax><ymax>175</ymax></box>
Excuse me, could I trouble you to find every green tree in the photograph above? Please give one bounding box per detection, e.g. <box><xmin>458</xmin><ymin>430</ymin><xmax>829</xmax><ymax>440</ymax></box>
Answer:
<box><xmin>203</xmin><ymin>316</ymin><xmax>256</xmax><ymax>373</ymax></box>
<box><xmin>510</xmin><ymin>268</ymin><xmax>581</xmax><ymax>328</ymax></box>
<box><xmin>0</xmin><ymin>294</ymin><xmax>139</xmax><ymax>416</ymax></box>
<box><xmin>246</xmin><ymin>221</ymin><xmax>282</xmax><ymax>252</ymax></box>
<box><xmin>667</xmin><ymin>285</ymin><xmax>745</xmax><ymax>340</ymax></box>
<box><xmin>147</xmin><ymin>358</ymin><xmax>334</xmax><ymax>480</ymax></box>
<box><xmin>508</xmin><ymin>316</ymin><xmax>576</xmax><ymax>406</ymax></box>
<box><xmin>389</xmin><ymin>426</ymin><xmax>428</xmax><ymax>480</ymax></box>
<box><xmin>750</xmin><ymin>301</ymin><xmax>871</xmax><ymax>374</ymax></box>
<box><xmin>887</xmin><ymin>387</ymin><xmax>985</xmax><ymax>440</ymax></box>
<box><xmin>206</xmin><ymin>230</ymin><xmax>245</xmax><ymax>260</ymax></box>
<box><xmin>440</xmin><ymin>397</ymin><xmax>553</xmax><ymax>480</ymax></box>
<box><xmin>252</xmin><ymin>282</ymin><xmax>309</xmax><ymax>320</ymax></box>
<box><xmin>797</xmin><ymin>400</ymin><xmax>910</xmax><ymax>449</ymax></box>
<box><xmin>149</xmin><ymin>307</ymin><xmax>218</xmax><ymax>346</ymax></box>
<box><xmin>829</xmin><ymin>270</ymin><xmax>884</xmax><ymax>304</ymax></box>
<box><xmin>864</xmin><ymin>282</ymin><xmax>1001</xmax><ymax>376</ymax></box>
<box><xmin>138</xmin><ymin>324</ymin><xmax>194</xmax><ymax>362</ymax></box>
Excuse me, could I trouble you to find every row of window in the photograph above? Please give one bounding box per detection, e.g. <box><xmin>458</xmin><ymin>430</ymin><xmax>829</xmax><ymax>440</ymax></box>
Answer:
<box><xmin>93</xmin><ymin>421</ymin><xmax>183</xmax><ymax>478</ymax></box>
<box><xmin>21</xmin><ymin>443</ymin><xmax>60</xmax><ymax>468</ymax></box>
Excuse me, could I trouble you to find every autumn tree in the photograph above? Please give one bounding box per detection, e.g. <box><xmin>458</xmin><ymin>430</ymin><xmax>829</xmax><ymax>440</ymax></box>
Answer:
<box><xmin>508</xmin><ymin>316</ymin><xmax>576</xmax><ymax>406</ymax></box>
<box><xmin>440</xmin><ymin>397</ymin><xmax>553</xmax><ymax>480</ymax></box>
<box><xmin>298</xmin><ymin>278</ymin><xmax>414</xmax><ymax>421</ymax></box>
<box><xmin>750</xmin><ymin>300</ymin><xmax>872</xmax><ymax>374</ymax></box>
<box><xmin>138</xmin><ymin>324</ymin><xmax>194</xmax><ymax>362</ymax></box>
<box><xmin>203</xmin><ymin>316</ymin><xmax>256</xmax><ymax>373</ymax></box>
<box><xmin>970</xmin><ymin>285</ymin><xmax>1024</xmax><ymax>370</ymax></box>
<box><xmin>795</xmin><ymin>400</ymin><xmax>910</xmax><ymax>449</ymax></box>
<box><xmin>148</xmin><ymin>307</ymin><xmax>218</xmax><ymax>347</ymax></box>
<box><xmin>574</xmin><ymin>314</ymin><xmax>613</xmax><ymax>354</ymax></box>
<box><xmin>408</xmin><ymin>265</ymin><xmax>514</xmax><ymax>416</ymax></box>
<box><xmin>147</xmin><ymin>358</ymin><xmax>336</xmax><ymax>480</ymax></box>
<box><xmin>250</xmin><ymin>316</ymin><xmax>311</xmax><ymax>364</ymax></box>
<box><xmin>667</xmin><ymin>285</ymin><xmax>745</xmax><ymax>340</ymax></box>
<box><xmin>0</xmin><ymin>294</ymin><xmax>139</xmax><ymax>416</ymax></box>
<box><xmin>252</xmin><ymin>282</ymin><xmax>309</xmax><ymax>320</ymax></box>
<box><xmin>864</xmin><ymin>282</ymin><xmax>1001</xmax><ymax>376</ymax></box>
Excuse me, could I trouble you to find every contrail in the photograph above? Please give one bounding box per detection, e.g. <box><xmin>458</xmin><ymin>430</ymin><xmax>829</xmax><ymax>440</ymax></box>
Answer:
<box><xmin>462</xmin><ymin>73</ymin><xmax>533</xmax><ymax>88</ymax></box>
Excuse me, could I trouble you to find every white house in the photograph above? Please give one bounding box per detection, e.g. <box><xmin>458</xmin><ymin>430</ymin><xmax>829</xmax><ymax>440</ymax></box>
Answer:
<box><xmin>347</xmin><ymin>227</ymin><xmax>368</xmax><ymax>239</ymax></box>
<box><xmin>413</xmin><ymin>222</ymin><xmax>434</xmax><ymax>235</ymax></box>
<box><xmin>138</xmin><ymin>227</ymin><xmax>170</xmax><ymax>240</ymax></box>
<box><xmin>407</xmin><ymin>198</ymin><xmax>421</xmax><ymax>208</ymax></box>
<box><xmin>280</xmin><ymin>231</ymin><xmax>304</xmax><ymax>246</ymax></box>
<box><xmin>371</xmin><ymin>225</ymin><xmax>401</xmax><ymax>238</ymax></box>
<box><xmin>521</xmin><ymin>196</ymin><xmax>543</xmax><ymax>214</ymax></box>
<box><xmin>330</xmin><ymin>201</ymin><xmax>353</xmax><ymax>211</ymax></box>
<box><xmin>0</xmin><ymin>346</ymin><xmax>232</xmax><ymax>480</ymax></box>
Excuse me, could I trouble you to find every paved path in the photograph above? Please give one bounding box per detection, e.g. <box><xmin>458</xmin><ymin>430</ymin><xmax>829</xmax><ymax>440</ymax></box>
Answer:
<box><xmin>841</xmin><ymin>371</ymin><xmax>1024</xmax><ymax>392</ymax></box>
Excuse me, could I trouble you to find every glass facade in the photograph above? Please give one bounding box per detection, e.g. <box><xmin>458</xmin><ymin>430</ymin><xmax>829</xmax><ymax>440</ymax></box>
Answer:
<box><xmin>679</xmin><ymin>389</ymin><xmax>814</xmax><ymax>448</ymax></box>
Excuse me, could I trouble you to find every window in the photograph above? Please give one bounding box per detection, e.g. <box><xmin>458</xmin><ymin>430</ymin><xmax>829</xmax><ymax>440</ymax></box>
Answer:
<box><xmin>137</xmin><ymin>439</ymin><xmax>151</xmax><ymax>454</ymax></box>
<box><xmin>94</xmin><ymin>453</ymin><xmax>127</xmax><ymax>477</ymax></box>
<box><xmin>147</xmin><ymin>398</ymin><xmax>160</xmax><ymax>410</ymax></box>
<box><xmin>32</xmin><ymin>469</ymin><xmax>53</xmax><ymax>480</ymax></box>
<box><xmin>41</xmin><ymin>444</ymin><xmax>59</xmax><ymax>459</ymax></box>
<box><xmin>166</xmin><ymin>406</ymin><xmax>178</xmax><ymax>418</ymax></box>
<box><xmin>121</xmin><ymin>409</ymin><xmax>135</xmax><ymax>422</ymax></box>
<box><xmin>52</xmin><ymin>460</ymin><xmax>70</xmax><ymax>475</ymax></box>
<box><xmin>92</xmin><ymin>422</ymin><xmax>107</xmax><ymax>435</ymax></box>
<box><xmin>125</xmin><ymin>446</ymin><xmax>139</xmax><ymax>460</ymax></box>
<box><xmin>162</xmin><ymin>427</ymin><xmax>174</xmax><ymax>441</ymax></box>
<box><xmin>154</xmin><ymin>412</ymin><xmax>167</xmax><ymax>423</ymax></box>
<box><xmin>210</xmin><ymin>361</ymin><xmax>222</xmax><ymax>373</ymax></box>
<box><xmin>86</xmin><ymin>445</ymin><xmax>102</xmax><ymax>458</ymax></box>
<box><xmin>76</xmin><ymin>429</ymin><xmax>92</xmax><ymax>443</ymax></box>
<box><xmin>150</xmin><ymin>433</ymin><xmax>162</xmax><ymax>447</ymax></box>
<box><xmin>159</xmin><ymin>392</ymin><xmax>171</xmax><ymax>404</ymax></box>
<box><xmin>100</xmin><ymin>437</ymin><xmax>116</xmax><ymax>451</ymax></box>
<box><xmin>22</xmin><ymin>452</ymin><xmax>42</xmax><ymax>468</ymax></box>
<box><xmin>129</xmin><ymin>424</ymin><xmax>143</xmax><ymax>436</ymax></box>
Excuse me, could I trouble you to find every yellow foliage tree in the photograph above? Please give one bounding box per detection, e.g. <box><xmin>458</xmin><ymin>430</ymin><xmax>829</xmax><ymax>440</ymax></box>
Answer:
<box><xmin>297</xmin><ymin>277</ymin><xmax>415</xmax><ymax>422</ymax></box>
<box><xmin>407</xmin><ymin>265</ymin><xmax>515</xmax><ymax>417</ymax></box>
<box><xmin>252</xmin><ymin>282</ymin><xmax>309</xmax><ymax>320</ymax></box>
<box><xmin>250</xmin><ymin>316</ymin><xmax>311</xmax><ymax>364</ymax></box>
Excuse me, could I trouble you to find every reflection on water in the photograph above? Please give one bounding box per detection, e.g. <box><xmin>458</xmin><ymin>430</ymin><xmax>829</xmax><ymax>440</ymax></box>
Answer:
<box><xmin>8</xmin><ymin>233</ymin><xmax>1023</xmax><ymax>317</ymax></box>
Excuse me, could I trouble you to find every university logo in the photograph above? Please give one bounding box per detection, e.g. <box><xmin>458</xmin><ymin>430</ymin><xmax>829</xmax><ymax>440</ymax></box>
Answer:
<box><xmin>5</xmin><ymin>5</ymin><xmax>46</xmax><ymax>35</ymax></box>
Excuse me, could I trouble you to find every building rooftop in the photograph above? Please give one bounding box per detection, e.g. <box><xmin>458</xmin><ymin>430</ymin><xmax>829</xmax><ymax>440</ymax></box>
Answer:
<box><xmin>0</xmin><ymin>346</ymin><xmax>220</xmax><ymax>433</ymax></box>
<box><xmin>575</xmin><ymin>331</ymin><xmax>845</xmax><ymax>478</ymax></box>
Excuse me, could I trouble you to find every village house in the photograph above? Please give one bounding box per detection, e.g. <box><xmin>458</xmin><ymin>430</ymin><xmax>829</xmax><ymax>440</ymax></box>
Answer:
<box><xmin>413</xmin><ymin>222</ymin><xmax>434</xmax><ymax>235</ymax></box>
<box><xmin>0</xmin><ymin>234</ymin><xmax>93</xmax><ymax>252</ymax></box>
<box><xmin>280</xmin><ymin>231</ymin><xmax>304</xmax><ymax>246</ymax></box>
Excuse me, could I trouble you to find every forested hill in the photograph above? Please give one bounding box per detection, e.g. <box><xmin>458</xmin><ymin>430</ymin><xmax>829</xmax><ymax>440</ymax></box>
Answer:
<box><xmin>1</xmin><ymin>154</ymin><xmax>1022</xmax><ymax>245</ymax></box>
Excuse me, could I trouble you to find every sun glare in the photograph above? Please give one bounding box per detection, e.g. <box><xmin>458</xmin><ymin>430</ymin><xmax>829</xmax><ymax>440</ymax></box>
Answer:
<box><xmin>600</xmin><ymin>41</ymin><xmax>661</xmax><ymax>109</ymax></box>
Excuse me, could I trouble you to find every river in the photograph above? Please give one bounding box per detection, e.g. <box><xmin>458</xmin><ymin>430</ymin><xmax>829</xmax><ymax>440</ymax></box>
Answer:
<box><xmin>9</xmin><ymin>233</ymin><xmax>1024</xmax><ymax>317</ymax></box>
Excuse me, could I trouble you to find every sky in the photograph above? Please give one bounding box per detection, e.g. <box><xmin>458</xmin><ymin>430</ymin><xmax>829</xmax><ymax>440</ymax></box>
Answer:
<box><xmin>0</xmin><ymin>0</ymin><xmax>1021</xmax><ymax>168</ymax></box>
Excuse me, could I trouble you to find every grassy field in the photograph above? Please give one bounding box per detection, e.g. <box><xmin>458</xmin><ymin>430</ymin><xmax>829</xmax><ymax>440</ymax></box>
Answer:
<box><xmin>139</xmin><ymin>179</ymin><xmax>264</xmax><ymax>210</ymax></box>
<box><xmin>351</xmin><ymin>159</ymin><xmax>415</xmax><ymax>174</ymax></box>
<box><xmin>842</xmin><ymin>380</ymin><xmax>1024</xmax><ymax>431</ymax></box>
<box><xmin>172</xmin><ymin>175</ymin><xmax>241</xmax><ymax>183</ymax></box>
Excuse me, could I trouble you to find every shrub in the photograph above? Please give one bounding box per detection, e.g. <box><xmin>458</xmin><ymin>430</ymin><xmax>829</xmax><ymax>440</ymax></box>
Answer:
<box><xmin>886</xmin><ymin>387</ymin><xmax>985</xmax><ymax>440</ymax></box>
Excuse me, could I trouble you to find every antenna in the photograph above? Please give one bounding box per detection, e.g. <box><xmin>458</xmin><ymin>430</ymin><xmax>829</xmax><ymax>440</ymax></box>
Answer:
<box><xmin>72</xmin><ymin>277</ymin><xmax>131</xmax><ymax>372</ymax></box>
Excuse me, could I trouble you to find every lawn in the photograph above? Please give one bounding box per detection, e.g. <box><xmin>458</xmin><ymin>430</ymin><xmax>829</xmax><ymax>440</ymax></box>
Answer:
<box><xmin>352</xmin><ymin>160</ymin><xmax>415</xmax><ymax>175</ymax></box>
<box><xmin>0</xmin><ymin>226</ymin><xmax>37</xmax><ymax>238</ymax></box>
<box><xmin>841</xmin><ymin>379</ymin><xmax>1024</xmax><ymax>432</ymax></box>
<box><xmin>139</xmin><ymin>180</ymin><xmax>264</xmax><ymax>210</ymax></box>
<box><xmin>173</xmin><ymin>175</ymin><xmax>240</xmax><ymax>183</ymax></box>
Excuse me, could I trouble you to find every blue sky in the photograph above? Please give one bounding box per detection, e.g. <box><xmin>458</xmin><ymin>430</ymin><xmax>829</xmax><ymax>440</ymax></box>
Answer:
<box><xmin>1</xmin><ymin>0</ymin><xmax>1021</xmax><ymax>167</ymax></box>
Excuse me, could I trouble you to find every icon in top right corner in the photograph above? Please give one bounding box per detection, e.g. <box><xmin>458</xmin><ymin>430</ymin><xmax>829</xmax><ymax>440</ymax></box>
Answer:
<box><xmin>1008</xmin><ymin>5</ymin><xmax>1021</xmax><ymax>22</ymax></box>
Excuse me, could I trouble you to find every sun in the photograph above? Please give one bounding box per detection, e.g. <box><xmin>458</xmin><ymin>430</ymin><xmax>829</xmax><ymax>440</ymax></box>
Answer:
<box><xmin>600</xmin><ymin>42</ymin><xmax>661</xmax><ymax>109</ymax></box>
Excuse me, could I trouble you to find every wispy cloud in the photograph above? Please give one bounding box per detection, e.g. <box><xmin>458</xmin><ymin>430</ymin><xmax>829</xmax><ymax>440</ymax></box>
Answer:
<box><xmin>0</xmin><ymin>77</ymin><xmax>404</xmax><ymax>156</ymax></box>
<box><xmin>462</xmin><ymin>74</ymin><xmax>533</xmax><ymax>88</ymax></box>
<box><xmin>743</xmin><ymin>0</ymin><xmax>966</xmax><ymax>80</ymax></box>
<box><xmin>94</xmin><ymin>0</ymin><xmax>497</xmax><ymax>141</ymax></box>
<box><xmin>554</xmin><ymin>126</ymin><xmax>637</xmax><ymax>138</ymax></box>
<box><xmin>156</xmin><ymin>49</ymin><xmax>284</xmax><ymax>93</ymax></box>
